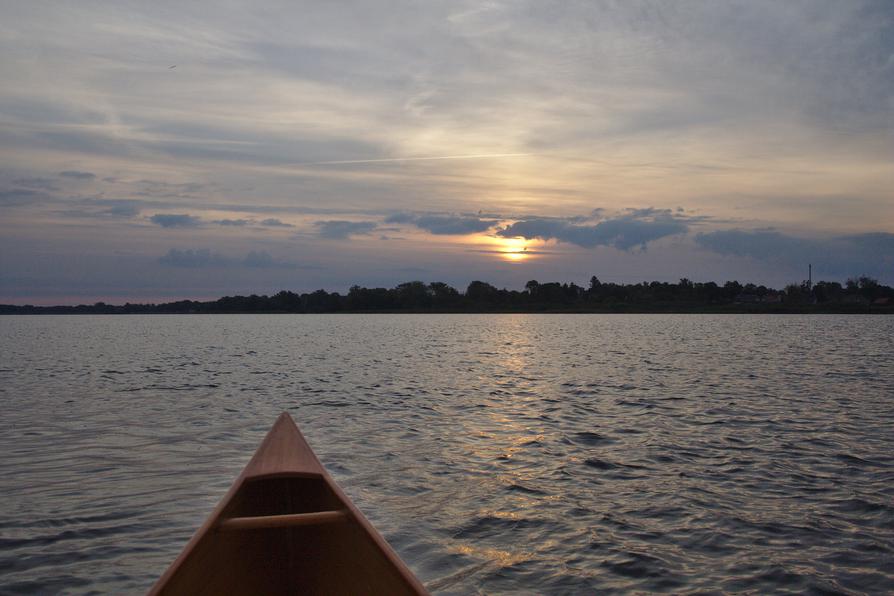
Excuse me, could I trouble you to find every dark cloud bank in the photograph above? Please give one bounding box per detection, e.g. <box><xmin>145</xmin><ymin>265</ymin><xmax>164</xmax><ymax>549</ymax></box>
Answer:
<box><xmin>380</xmin><ymin>208</ymin><xmax>891</xmax><ymax>279</ymax></box>
<box><xmin>498</xmin><ymin>209</ymin><xmax>691</xmax><ymax>250</ymax></box>
<box><xmin>696</xmin><ymin>230</ymin><xmax>894</xmax><ymax>277</ymax></box>
<box><xmin>385</xmin><ymin>213</ymin><xmax>499</xmax><ymax>235</ymax></box>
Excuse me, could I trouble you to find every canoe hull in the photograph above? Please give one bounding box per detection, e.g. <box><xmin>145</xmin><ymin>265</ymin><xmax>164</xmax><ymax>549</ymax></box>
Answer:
<box><xmin>149</xmin><ymin>414</ymin><xmax>427</xmax><ymax>595</ymax></box>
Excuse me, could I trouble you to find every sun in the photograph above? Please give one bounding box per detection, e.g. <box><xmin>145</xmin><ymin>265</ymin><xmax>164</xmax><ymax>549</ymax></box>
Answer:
<box><xmin>497</xmin><ymin>236</ymin><xmax>530</xmax><ymax>262</ymax></box>
<box><xmin>463</xmin><ymin>232</ymin><xmax>536</xmax><ymax>262</ymax></box>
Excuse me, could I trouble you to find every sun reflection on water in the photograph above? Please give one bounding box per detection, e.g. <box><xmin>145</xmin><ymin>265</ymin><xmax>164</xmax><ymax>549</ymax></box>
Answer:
<box><xmin>453</xmin><ymin>543</ymin><xmax>530</xmax><ymax>567</ymax></box>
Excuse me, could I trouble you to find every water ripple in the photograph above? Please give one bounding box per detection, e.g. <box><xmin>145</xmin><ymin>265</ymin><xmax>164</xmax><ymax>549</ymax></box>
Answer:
<box><xmin>1</xmin><ymin>313</ymin><xmax>893</xmax><ymax>594</ymax></box>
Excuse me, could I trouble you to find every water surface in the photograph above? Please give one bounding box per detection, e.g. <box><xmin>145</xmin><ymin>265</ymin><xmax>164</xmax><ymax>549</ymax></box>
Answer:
<box><xmin>1</xmin><ymin>314</ymin><xmax>893</xmax><ymax>594</ymax></box>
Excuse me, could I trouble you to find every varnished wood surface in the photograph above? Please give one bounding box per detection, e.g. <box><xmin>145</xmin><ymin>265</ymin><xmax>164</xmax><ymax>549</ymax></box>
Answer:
<box><xmin>217</xmin><ymin>510</ymin><xmax>348</xmax><ymax>531</ymax></box>
<box><xmin>242</xmin><ymin>413</ymin><xmax>325</xmax><ymax>479</ymax></box>
<box><xmin>148</xmin><ymin>412</ymin><xmax>428</xmax><ymax>595</ymax></box>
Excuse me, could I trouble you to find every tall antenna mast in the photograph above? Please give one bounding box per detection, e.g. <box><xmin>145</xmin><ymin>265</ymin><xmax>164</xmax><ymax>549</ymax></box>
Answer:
<box><xmin>808</xmin><ymin>264</ymin><xmax>812</xmax><ymax>290</ymax></box>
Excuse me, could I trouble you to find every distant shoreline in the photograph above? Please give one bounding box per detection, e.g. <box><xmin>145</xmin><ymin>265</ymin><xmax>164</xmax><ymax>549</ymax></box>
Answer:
<box><xmin>3</xmin><ymin>304</ymin><xmax>892</xmax><ymax>315</ymax></box>
<box><xmin>3</xmin><ymin>277</ymin><xmax>891</xmax><ymax>315</ymax></box>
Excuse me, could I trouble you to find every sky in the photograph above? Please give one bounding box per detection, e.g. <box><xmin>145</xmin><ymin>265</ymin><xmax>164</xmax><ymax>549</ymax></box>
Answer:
<box><xmin>1</xmin><ymin>0</ymin><xmax>892</xmax><ymax>304</ymax></box>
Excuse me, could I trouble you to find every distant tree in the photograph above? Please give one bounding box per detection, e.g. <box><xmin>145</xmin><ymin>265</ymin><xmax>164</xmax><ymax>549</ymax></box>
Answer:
<box><xmin>537</xmin><ymin>282</ymin><xmax>566</xmax><ymax>303</ymax></box>
<box><xmin>722</xmin><ymin>280</ymin><xmax>743</xmax><ymax>300</ymax></box>
<box><xmin>304</xmin><ymin>289</ymin><xmax>340</xmax><ymax>312</ymax></box>
<box><xmin>812</xmin><ymin>281</ymin><xmax>841</xmax><ymax>303</ymax></box>
<box><xmin>395</xmin><ymin>281</ymin><xmax>431</xmax><ymax>309</ymax></box>
<box><xmin>857</xmin><ymin>276</ymin><xmax>880</xmax><ymax>300</ymax></box>
<box><xmin>429</xmin><ymin>282</ymin><xmax>460</xmax><ymax>306</ymax></box>
<box><xmin>696</xmin><ymin>281</ymin><xmax>721</xmax><ymax>303</ymax></box>
<box><xmin>349</xmin><ymin>285</ymin><xmax>395</xmax><ymax>310</ymax></box>
<box><xmin>271</xmin><ymin>290</ymin><xmax>302</xmax><ymax>312</ymax></box>
<box><xmin>466</xmin><ymin>280</ymin><xmax>500</xmax><ymax>303</ymax></box>
<box><xmin>784</xmin><ymin>283</ymin><xmax>807</xmax><ymax>303</ymax></box>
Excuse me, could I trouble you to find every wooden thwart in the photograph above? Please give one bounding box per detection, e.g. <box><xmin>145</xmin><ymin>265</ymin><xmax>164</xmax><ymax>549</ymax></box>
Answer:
<box><xmin>218</xmin><ymin>510</ymin><xmax>348</xmax><ymax>531</ymax></box>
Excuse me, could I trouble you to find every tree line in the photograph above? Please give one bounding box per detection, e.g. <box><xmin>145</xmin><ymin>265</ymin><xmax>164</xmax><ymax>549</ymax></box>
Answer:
<box><xmin>2</xmin><ymin>275</ymin><xmax>892</xmax><ymax>314</ymax></box>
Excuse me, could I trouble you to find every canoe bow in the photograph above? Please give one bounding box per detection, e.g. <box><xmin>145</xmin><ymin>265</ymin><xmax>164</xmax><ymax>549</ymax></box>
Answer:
<box><xmin>149</xmin><ymin>412</ymin><xmax>428</xmax><ymax>595</ymax></box>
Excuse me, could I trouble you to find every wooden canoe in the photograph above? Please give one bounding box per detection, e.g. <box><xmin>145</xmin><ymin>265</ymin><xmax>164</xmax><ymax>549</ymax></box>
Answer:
<box><xmin>149</xmin><ymin>412</ymin><xmax>428</xmax><ymax>595</ymax></box>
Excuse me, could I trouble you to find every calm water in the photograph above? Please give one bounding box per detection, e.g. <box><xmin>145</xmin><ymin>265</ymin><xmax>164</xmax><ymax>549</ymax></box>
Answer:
<box><xmin>1</xmin><ymin>314</ymin><xmax>893</xmax><ymax>594</ymax></box>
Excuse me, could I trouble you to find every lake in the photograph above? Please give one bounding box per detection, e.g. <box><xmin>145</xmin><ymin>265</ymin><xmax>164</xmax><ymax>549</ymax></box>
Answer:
<box><xmin>1</xmin><ymin>314</ymin><xmax>893</xmax><ymax>594</ymax></box>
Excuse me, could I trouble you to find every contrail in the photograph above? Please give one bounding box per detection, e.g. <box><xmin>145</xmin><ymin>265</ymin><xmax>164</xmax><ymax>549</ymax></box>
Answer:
<box><xmin>295</xmin><ymin>153</ymin><xmax>533</xmax><ymax>166</ymax></box>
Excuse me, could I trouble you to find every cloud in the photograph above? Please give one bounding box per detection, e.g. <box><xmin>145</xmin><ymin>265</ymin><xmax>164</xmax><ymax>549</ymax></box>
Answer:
<box><xmin>315</xmin><ymin>220</ymin><xmax>377</xmax><ymax>239</ymax></box>
<box><xmin>0</xmin><ymin>188</ymin><xmax>49</xmax><ymax>207</ymax></box>
<box><xmin>87</xmin><ymin>199</ymin><xmax>141</xmax><ymax>218</ymax></box>
<box><xmin>383</xmin><ymin>212</ymin><xmax>417</xmax><ymax>224</ymax></box>
<box><xmin>158</xmin><ymin>248</ymin><xmax>230</xmax><ymax>268</ymax></box>
<box><xmin>100</xmin><ymin>202</ymin><xmax>141</xmax><ymax>218</ymax></box>
<box><xmin>214</xmin><ymin>217</ymin><xmax>295</xmax><ymax>228</ymax></box>
<box><xmin>414</xmin><ymin>215</ymin><xmax>498</xmax><ymax>235</ymax></box>
<box><xmin>242</xmin><ymin>250</ymin><xmax>295</xmax><ymax>268</ymax></box>
<box><xmin>54</xmin><ymin>198</ymin><xmax>143</xmax><ymax>219</ymax></box>
<box><xmin>158</xmin><ymin>248</ymin><xmax>297</xmax><ymax>269</ymax></box>
<box><xmin>695</xmin><ymin>230</ymin><xmax>894</xmax><ymax>277</ymax></box>
<box><xmin>59</xmin><ymin>170</ymin><xmax>95</xmax><ymax>180</ymax></box>
<box><xmin>384</xmin><ymin>212</ymin><xmax>498</xmax><ymax>235</ymax></box>
<box><xmin>498</xmin><ymin>210</ymin><xmax>690</xmax><ymax>250</ymax></box>
<box><xmin>136</xmin><ymin>180</ymin><xmax>205</xmax><ymax>197</ymax></box>
<box><xmin>260</xmin><ymin>218</ymin><xmax>294</xmax><ymax>227</ymax></box>
<box><xmin>150</xmin><ymin>213</ymin><xmax>202</xmax><ymax>228</ymax></box>
<box><xmin>11</xmin><ymin>177</ymin><xmax>58</xmax><ymax>190</ymax></box>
